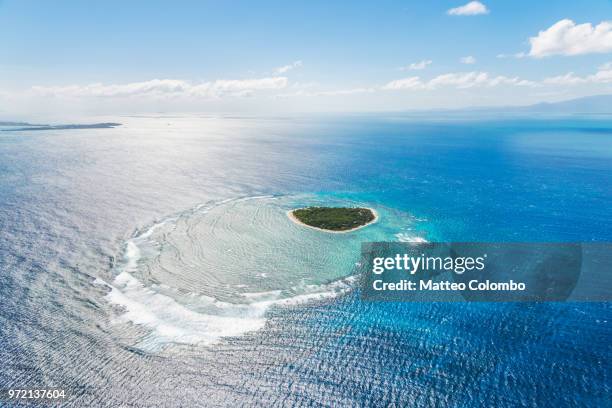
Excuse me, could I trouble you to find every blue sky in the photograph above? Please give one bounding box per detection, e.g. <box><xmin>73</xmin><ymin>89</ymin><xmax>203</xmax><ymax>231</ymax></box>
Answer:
<box><xmin>1</xmin><ymin>0</ymin><xmax>611</xmax><ymax>116</ymax></box>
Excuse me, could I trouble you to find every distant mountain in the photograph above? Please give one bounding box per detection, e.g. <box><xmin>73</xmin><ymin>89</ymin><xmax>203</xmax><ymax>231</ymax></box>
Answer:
<box><xmin>400</xmin><ymin>94</ymin><xmax>612</xmax><ymax>117</ymax></box>
<box><xmin>521</xmin><ymin>94</ymin><xmax>612</xmax><ymax>114</ymax></box>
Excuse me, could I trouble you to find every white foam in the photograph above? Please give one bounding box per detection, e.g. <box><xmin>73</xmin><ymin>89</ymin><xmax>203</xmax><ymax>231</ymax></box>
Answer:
<box><xmin>103</xmin><ymin>265</ymin><xmax>353</xmax><ymax>351</ymax></box>
<box><xmin>123</xmin><ymin>241</ymin><xmax>141</xmax><ymax>271</ymax></box>
<box><xmin>240</xmin><ymin>290</ymin><xmax>282</xmax><ymax>300</ymax></box>
<box><xmin>99</xmin><ymin>196</ymin><xmax>361</xmax><ymax>351</ymax></box>
<box><xmin>104</xmin><ymin>269</ymin><xmax>267</xmax><ymax>351</ymax></box>
<box><xmin>395</xmin><ymin>232</ymin><xmax>429</xmax><ymax>243</ymax></box>
<box><xmin>102</xmin><ymin>235</ymin><xmax>354</xmax><ymax>351</ymax></box>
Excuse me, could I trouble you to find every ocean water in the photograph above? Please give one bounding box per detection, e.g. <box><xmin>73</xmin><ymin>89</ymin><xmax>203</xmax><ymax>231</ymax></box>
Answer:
<box><xmin>0</xmin><ymin>114</ymin><xmax>610</xmax><ymax>407</ymax></box>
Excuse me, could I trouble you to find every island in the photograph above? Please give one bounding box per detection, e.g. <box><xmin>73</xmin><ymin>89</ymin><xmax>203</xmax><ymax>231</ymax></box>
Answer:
<box><xmin>1</xmin><ymin>122</ymin><xmax>122</xmax><ymax>132</ymax></box>
<box><xmin>288</xmin><ymin>206</ymin><xmax>377</xmax><ymax>233</ymax></box>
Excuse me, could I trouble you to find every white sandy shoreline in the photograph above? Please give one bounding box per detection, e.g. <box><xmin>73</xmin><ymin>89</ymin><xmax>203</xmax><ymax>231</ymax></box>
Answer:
<box><xmin>287</xmin><ymin>207</ymin><xmax>378</xmax><ymax>234</ymax></box>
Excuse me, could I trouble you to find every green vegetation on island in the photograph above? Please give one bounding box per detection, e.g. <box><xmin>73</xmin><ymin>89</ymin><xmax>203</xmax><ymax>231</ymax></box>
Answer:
<box><xmin>291</xmin><ymin>207</ymin><xmax>376</xmax><ymax>231</ymax></box>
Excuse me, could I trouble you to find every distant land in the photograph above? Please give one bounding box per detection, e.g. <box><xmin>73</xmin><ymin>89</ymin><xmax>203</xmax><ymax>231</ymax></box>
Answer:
<box><xmin>518</xmin><ymin>94</ymin><xmax>612</xmax><ymax>114</ymax></box>
<box><xmin>379</xmin><ymin>94</ymin><xmax>612</xmax><ymax>117</ymax></box>
<box><xmin>1</xmin><ymin>122</ymin><xmax>121</xmax><ymax>132</ymax></box>
<box><xmin>0</xmin><ymin>121</ymin><xmax>47</xmax><ymax>127</ymax></box>
<box><xmin>451</xmin><ymin>94</ymin><xmax>612</xmax><ymax>115</ymax></box>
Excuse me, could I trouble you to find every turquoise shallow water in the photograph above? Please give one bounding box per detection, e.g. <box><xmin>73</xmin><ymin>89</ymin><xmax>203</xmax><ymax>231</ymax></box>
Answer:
<box><xmin>0</xmin><ymin>114</ymin><xmax>610</xmax><ymax>406</ymax></box>
<box><xmin>100</xmin><ymin>194</ymin><xmax>423</xmax><ymax>351</ymax></box>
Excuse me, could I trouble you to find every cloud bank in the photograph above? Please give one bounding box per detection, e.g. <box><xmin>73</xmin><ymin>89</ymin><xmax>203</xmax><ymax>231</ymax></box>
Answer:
<box><xmin>25</xmin><ymin>65</ymin><xmax>612</xmax><ymax>103</ymax></box>
<box><xmin>542</xmin><ymin>67</ymin><xmax>612</xmax><ymax>85</ymax></box>
<box><xmin>31</xmin><ymin>77</ymin><xmax>289</xmax><ymax>98</ymax></box>
<box><xmin>383</xmin><ymin>71</ymin><xmax>535</xmax><ymax>90</ymax></box>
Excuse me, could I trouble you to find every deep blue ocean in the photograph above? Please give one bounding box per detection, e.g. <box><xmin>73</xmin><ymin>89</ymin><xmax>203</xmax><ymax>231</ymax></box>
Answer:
<box><xmin>0</xmin><ymin>114</ymin><xmax>610</xmax><ymax>407</ymax></box>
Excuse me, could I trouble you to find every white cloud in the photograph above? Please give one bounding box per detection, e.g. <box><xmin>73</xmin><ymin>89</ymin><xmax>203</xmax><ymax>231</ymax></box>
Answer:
<box><xmin>31</xmin><ymin>79</ymin><xmax>191</xmax><ymax>98</ymax></box>
<box><xmin>460</xmin><ymin>56</ymin><xmax>476</xmax><ymax>64</ymax></box>
<box><xmin>274</xmin><ymin>60</ymin><xmax>303</xmax><ymax>74</ymax></box>
<box><xmin>382</xmin><ymin>77</ymin><xmax>424</xmax><ymax>90</ymax></box>
<box><xmin>543</xmin><ymin>67</ymin><xmax>612</xmax><ymax>85</ymax></box>
<box><xmin>428</xmin><ymin>72</ymin><xmax>489</xmax><ymax>88</ymax></box>
<box><xmin>401</xmin><ymin>60</ymin><xmax>432</xmax><ymax>70</ymax></box>
<box><xmin>31</xmin><ymin>77</ymin><xmax>289</xmax><ymax>98</ymax></box>
<box><xmin>394</xmin><ymin>66</ymin><xmax>610</xmax><ymax>89</ymax></box>
<box><xmin>590</xmin><ymin>68</ymin><xmax>612</xmax><ymax>83</ymax></box>
<box><xmin>383</xmin><ymin>71</ymin><xmax>536</xmax><ymax>91</ymax></box>
<box><xmin>487</xmin><ymin>76</ymin><xmax>537</xmax><ymax>87</ymax></box>
<box><xmin>542</xmin><ymin>72</ymin><xmax>587</xmax><ymax>85</ymax></box>
<box><xmin>528</xmin><ymin>19</ymin><xmax>612</xmax><ymax>57</ymax></box>
<box><xmin>192</xmin><ymin>77</ymin><xmax>288</xmax><ymax>96</ymax></box>
<box><xmin>447</xmin><ymin>1</ymin><xmax>489</xmax><ymax>16</ymax></box>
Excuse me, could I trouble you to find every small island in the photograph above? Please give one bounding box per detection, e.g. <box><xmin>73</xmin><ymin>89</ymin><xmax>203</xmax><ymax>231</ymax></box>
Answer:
<box><xmin>288</xmin><ymin>206</ymin><xmax>377</xmax><ymax>233</ymax></box>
